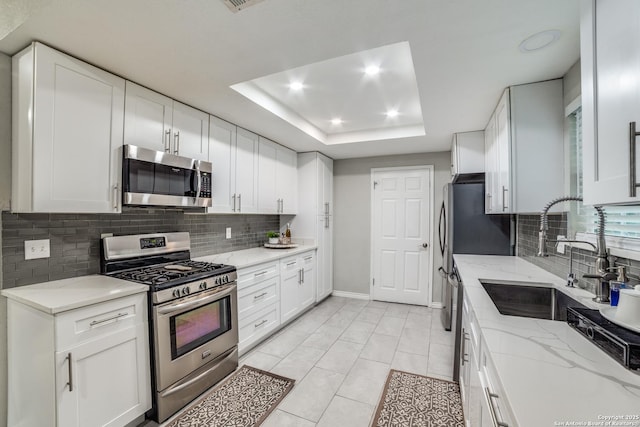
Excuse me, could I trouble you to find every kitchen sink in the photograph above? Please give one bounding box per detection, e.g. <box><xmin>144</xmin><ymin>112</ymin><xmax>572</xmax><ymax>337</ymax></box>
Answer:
<box><xmin>480</xmin><ymin>280</ymin><xmax>587</xmax><ymax>321</ymax></box>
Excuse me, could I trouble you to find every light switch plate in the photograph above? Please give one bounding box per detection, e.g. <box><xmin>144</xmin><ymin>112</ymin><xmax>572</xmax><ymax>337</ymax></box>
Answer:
<box><xmin>226</xmin><ymin>227</ymin><xmax>232</xmax><ymax>239</ymax></box>
<box><xmin>25</xmin><ymin>239</ymin><xmax>50</xmax><ymax>260</ymax></box>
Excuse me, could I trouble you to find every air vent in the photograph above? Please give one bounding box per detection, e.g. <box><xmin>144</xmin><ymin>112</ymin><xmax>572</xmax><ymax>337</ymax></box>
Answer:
<box><xmin>222</xmin><ymin>0</ymin><xmax>264</xmax><ymax>12</ymax></box>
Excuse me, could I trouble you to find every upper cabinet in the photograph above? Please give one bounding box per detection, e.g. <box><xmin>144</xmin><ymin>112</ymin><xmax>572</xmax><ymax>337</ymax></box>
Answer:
<box><xmin>451</xmin><ymin>131</ymin><xmax>485</xmax><ymax>176</ymax></box>
<box><xmin>484</xmin><ymin>80</ymin><xmax>564</xmax><ymax>214</ymax></box>
<box><xmin>208</xmin><ymin>118</ymin><xmax>259</xmax><ymax>214</ymax></box>
<box><xmin>12</xmin><ymin>42</ymin><xmax>125</xmax><ymax>213</ymax></box>
<box><xmin>581</xmin><ymin>0</ymin><xmax>640</xmax><ymax>205</ymax></box>
<box><xmin>258</xmin><ymin>137</ymin><xmax>298</xmax><ymax>214</ymax></box>
<box><xmin>124</xmin><ymin>82</ymin><xmax>209</xmax><ymax>161</ymax></box>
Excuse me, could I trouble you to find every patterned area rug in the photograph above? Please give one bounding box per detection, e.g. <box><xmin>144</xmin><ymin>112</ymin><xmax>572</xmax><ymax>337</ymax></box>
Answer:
<box><xmin>165</xmin><ymin>365</ymin><xmax>294</xmax><ymax>427</ymax></box>
<box><xmin>371</xmin><ymin>370</ymin><xmax>465</xmax><ymax>427</ymax></box>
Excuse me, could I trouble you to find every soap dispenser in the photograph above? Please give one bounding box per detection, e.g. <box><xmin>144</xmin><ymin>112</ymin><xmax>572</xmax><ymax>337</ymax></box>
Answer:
<box><xmin>610</xmin><ymin>266</ymin><xmax>629</xmax><ymax>306</ymax></box>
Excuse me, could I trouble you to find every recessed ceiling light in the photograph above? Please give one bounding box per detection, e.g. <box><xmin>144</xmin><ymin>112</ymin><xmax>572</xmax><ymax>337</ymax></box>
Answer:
<box><xmin>519</xmin><ymin>30</ymin><xmax>561</xmax><ymax>53</ymax></box>
<box><xmin>386</xmin><ymin>109</ymin><xmax>399</xmax><ymax>118</ymax></box>
<box><xmin>289</xmin><ymin>81</ymin><xmax>304</xmax><ymax>91</ymax></box>
<box><xmin>331</xmin><ymin>118</ymin><xmax>343</xmax><ymax>125</ymax></box>
<box><xmin>365</xmin><ymin>65</ymin><xmax>380</xmax><ymax>76</ymax></box>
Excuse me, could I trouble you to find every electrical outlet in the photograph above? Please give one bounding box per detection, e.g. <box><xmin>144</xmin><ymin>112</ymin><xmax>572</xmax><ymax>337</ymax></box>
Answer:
<box><xmin>556</xmin><ymin>235</ymin><xmax>566</xmax><ymax>254</ymax></box>
<box><xmin>25</xmin><ymin>239</ymin><xmax>50</xmax><ymax>260</ymax></box>
<box><xmin>226</xmin><ymin>227</ymin><xmax>232</xmax><ymax>239</ymax></box>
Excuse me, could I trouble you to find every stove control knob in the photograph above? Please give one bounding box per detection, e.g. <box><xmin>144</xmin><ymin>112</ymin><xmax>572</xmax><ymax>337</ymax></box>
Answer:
<box><xmin>182</xmin><ymin>287</ymin><xmax>190</xmax><ymax>296</ymax></box>
<box><xmin>172</xmin><ymin>289</ymin><xmax>181</xmax><ymax>298</ymax></box>
<box><xmin>224</xmin><ymin>275</ymin><xmax>229</xmax><ymax>283</ymax></box>
<box><xmin>215</xmin><ymin>278</ymin><xmax>220</xmax><ymax>285</ymax></box>
<box><xmin>199</xmin><ymin>282</ymin><xmax>207</xmax><ymax>290</ymax></box>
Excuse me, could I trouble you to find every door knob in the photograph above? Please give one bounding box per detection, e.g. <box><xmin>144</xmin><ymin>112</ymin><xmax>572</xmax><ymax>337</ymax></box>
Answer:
<box><xmin>422</xmin><ymin>243</ymin><xmax>428</xmax><ymax>248</ymax></box>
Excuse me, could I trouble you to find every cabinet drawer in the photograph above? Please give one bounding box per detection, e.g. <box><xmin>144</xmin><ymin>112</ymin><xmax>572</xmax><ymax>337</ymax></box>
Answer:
<box><xmin>237</xmin><ymin>261</ymin><xmax>279</xmax><ymax>290</ymax></box>
<box><xmin>55</xmin><ymin>293</ymin><xmax>146</xmax><ymax>350</ymax></box>
<box><xmin>238</xmin><ymin>276</ymin><xmax>279</xmax><ymax>320</ymax></box>
<box><xmin>280</xmin><ymin>255</ymin><xmax>300</xmax><ymax>272</ymax></box>
<box><xmin>238</xmin><ymin>302</ymin><xmax>280</xmax><ymax>355</ymax></box>
<box><xmin>300</xmin><ymin>251</ymin><xmax>316</xmax><ymax>267</ymax></box>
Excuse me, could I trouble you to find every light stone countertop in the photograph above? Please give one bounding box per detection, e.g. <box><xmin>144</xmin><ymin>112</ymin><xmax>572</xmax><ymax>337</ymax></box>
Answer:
<box><xmin>1</xmin><ymin>275</ymin><xmax>148</xmax><ymax>314</ymax></box>
<box><xmin>194</xmin><ymin>244</ymin><xmax>317</xmax><ymax>270</ymax></box>
<box><xmin>454</xmin><ymin>254</ymin><xmax>640</xmax><ymax>427</ymax></box>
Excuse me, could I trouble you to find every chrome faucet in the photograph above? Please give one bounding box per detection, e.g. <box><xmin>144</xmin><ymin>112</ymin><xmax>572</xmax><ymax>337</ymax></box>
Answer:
<box><xmin>537</xmin><ymin>196</ymin><xmax>610</xmax><ymax>303</ymax></box>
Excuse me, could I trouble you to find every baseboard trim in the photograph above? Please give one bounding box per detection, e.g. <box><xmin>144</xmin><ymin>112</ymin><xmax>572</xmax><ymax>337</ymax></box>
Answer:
<box><xmin>331</xmin><ymin>290</ymin><xmax>371</xmax><ymax>301</ymax></box>
<box><xmin>430</xmin><ymin>302</ymin><xmax>443</xmax><ymax>309</ymax></box>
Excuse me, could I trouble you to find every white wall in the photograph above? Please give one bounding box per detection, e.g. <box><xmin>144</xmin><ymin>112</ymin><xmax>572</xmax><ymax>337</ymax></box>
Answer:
<box><xmin>0</xmin><ymin>51</ymin><xmax>10</xmax><ymax>427</ymax></box>
<box><xmin>333</xmin><ymin>151</ymin><xmax>451</xmax><ymax>305</ymax></box>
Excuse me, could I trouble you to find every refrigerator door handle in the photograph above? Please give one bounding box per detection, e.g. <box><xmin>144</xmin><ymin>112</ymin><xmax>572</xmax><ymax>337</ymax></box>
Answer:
<box><xmin>438</xmin><ymin>201</ymin><xmax>446</xmax><ymax>257</ymax></box>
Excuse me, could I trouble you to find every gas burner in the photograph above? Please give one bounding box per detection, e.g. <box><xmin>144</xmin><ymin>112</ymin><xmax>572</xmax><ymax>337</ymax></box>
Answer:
<box><xmin>111</xmin><ymin>261</ymin><xmax>232</xmax><ymax>288</ymax></box>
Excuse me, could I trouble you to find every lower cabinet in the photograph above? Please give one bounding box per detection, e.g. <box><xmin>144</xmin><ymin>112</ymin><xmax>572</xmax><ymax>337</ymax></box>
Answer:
<box><xmin>7</xmin><ymin>293</ymin><xmax>151</xmax><ymax>427</ymax></box>
<box><xmin>280</xmin><ymin>251</ymin><xmax>316</xmax><ymax>324</ymax></box>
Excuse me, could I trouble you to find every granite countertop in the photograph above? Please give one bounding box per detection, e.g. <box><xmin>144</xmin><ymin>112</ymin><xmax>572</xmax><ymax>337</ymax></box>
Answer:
<box><xmin>454</xmin><ymin>255</ymin><xmax>640</xmax><ymax>427</ymax></box>
<box><xmin>194</xmin><ymin>243</ymin><xmax>317</xmax><ymax>270</ymax></box>
<box><xmin>1</xmin><ymin>275</ymin><xmax>148</xmax><ymax>315</ymax></box>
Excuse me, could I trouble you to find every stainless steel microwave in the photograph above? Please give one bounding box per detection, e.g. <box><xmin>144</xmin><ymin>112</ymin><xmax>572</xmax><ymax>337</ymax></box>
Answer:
<box><xmin>123</xmin><ymin>145</ymin><xmax>212</xmax><ymax>208</ymax></box>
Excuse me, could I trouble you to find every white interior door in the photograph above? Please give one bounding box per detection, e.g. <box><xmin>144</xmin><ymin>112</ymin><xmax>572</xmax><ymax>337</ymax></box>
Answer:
<box><xmin>371</xmin><ymin>166</ymin><xmax>433</xmax><ymax>305</ymax></box>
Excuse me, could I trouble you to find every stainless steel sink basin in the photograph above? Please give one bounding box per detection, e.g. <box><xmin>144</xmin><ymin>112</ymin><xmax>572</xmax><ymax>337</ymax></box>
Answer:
<box><xmin>480</xmin><ymin>280</ymin><xmax>587</xmax><ymax>321</ymax></box>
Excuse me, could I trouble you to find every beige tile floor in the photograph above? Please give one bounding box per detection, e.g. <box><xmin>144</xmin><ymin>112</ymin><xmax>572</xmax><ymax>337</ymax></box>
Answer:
<box><xmin>240</xmin><ymin>296</ymin><xmax>454</xmax><ymax>427</ymax></box>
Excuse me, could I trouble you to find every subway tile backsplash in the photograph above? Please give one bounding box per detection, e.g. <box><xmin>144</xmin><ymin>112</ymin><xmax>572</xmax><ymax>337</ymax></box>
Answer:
<box><xmin>517</xmin><ymin>214</ymin><xmax>640</xmax><ymax>295</ymax></box>
<box><xmin>1</xmin><ymin>209</ymin><xmax>280</xmax><ymax>288</ymax></box>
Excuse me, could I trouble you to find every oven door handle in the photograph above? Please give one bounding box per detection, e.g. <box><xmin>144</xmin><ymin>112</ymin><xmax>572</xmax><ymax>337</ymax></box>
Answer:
<box><xmin>159</xmin><ymin>348</ymin><xmax>237</xmax><ymax>398</ymax></box>
<box><xmin>157</xmin><ymin>284</ymin><xmax>235</xmax><ymax>315</ymax></box>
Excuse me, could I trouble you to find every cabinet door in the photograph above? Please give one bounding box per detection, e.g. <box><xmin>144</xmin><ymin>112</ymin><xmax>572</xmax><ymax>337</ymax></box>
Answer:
<box><xmin>257</xmin><ymin>137</ymin><xmax>278</xmax><ymax>213</ymax></box>
<box><xmin>451</xmin><ymin>135</ymin><xmax>459</xmax><ymax>176</ymax></box>
<box><xmin>317</xmin><ymin>216</ymin><xmax>333</xmax><ymax>302</ymax></box>
<box><xmin>581</xmin><ymin>0</ymin><xmax>640</xmax><ymax>204</ymax></box>
<box><xmin>300</xmin><ymin>253</ymin><xmax>316</xmax><ymax>309</ymax></box>
<box><xmin>280</xmin><ymin>258</ymin><xmax>301</xmax><ymax>323</ymax></box>
<box><xmin>31</xmin><ymin>43</ymin><xmax>124</xmax><ymax>213</ymax></box>
<box><xmin>208</xmin><ymin>116</ymin><xmax>237</xmax><ymax>213</ymax></box>
<box><xmin>56</xmin><ymin>324</ymin><xmax>150</xmax><ymax>427</ymax></box>
<box><xmin>459</xmin><ymin>313</ymin><xmax>471</xmax><ymax>426</ymax></box>
<box><xmin>172</xmin><ymin>101</ymin><xmax>209</xmax><ymax>161</ymax></box>
<box><xmin>276</xmin><ymin>146</ymin><xmax>298</xmax><ymax>214</ymax></box>
<box><xmin>484</xmin><ymin>117</ymin><xmax>497</xmax><ymax>214</ymax></box>
<box><xmin>235</xmin><ymin>128</ymin><xmax>259</xmax><ymax>213</ymax></box>
<box><xmin>467</xmin><ymin>344</ymin><xmax>483</xmax><ymax>427</ymax></box>
<box><xmin>319</xmin><ymin>154</ymin><xmax>333</xmax><ymax>215</ymax></box>
<box><xmin>124</xmin><ymin>81</ymin><xmax>173</xmax><ymax>153</ymax></box>
<box><xmin>494</xmin><ymin>89</ymin><xmax>511</xmax><ymax>213</ymax></box>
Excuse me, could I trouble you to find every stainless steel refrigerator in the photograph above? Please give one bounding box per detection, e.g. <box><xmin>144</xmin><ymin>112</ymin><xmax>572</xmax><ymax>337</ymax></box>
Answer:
<box><xmin>438</xmin><ymin>174</ymin><xmax>513</xmax><ymax>379</ymax></box>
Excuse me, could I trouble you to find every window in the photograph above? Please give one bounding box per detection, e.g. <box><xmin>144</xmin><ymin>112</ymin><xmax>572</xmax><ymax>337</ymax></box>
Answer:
<box><xmin>568</xmin><ymin>104</ymin><xmax>640</xmax><ymax>254</ymax></box>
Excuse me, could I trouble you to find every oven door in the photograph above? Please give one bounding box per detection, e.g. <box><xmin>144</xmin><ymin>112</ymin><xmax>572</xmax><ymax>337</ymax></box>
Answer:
<box><xmin>153</xmin><ymin>283</ymin><xmax>238</xmax><ymax>392</ymax></box>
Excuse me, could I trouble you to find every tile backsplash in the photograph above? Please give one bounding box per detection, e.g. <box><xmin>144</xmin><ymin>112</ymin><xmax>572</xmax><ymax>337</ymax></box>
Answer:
<box><xmin>517</xmin><ymin>213</ymin><xmax>640</xmax><ymax>295</ymax></box>
<box><xmin>1</xmin><ymin>209</ymin><xmax>280</xmax><ymax>288</ymax></box>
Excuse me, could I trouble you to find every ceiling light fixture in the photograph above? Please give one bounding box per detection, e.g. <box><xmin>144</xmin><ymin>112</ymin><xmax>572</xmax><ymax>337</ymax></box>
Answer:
<box><xmin>365</xmin><ymin>65</ymin><xmax>380</xmax><ymax>76</ymax></box>
<box><xmin>518</xmin><ymin>29</ymin><xmax>561</xmax><ymax>53</ymax></box>
<box><xmin>289</xmin><ymin>81</ymin><xmax>304</xmax><ymax>91</ymax></box>
<box><xmin>386</xmin><ymin>109</ymin><xmax>399</xmax><ymax>118</ymax></box>
<box><xmin>331</xmin><ymin>118</ymin><xmax>343</xmax><ymax>125</ymax></box>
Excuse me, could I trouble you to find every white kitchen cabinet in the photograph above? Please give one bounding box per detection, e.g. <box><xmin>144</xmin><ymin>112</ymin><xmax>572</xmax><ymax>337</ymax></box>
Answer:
<box><xmin>483</xmin><ymin>80</ymin><xmax>564</xmax><ymax>214</ymax></box>
<box><xmin>451</xmin><ymin>131</ymin><xmax>485</xmax><ymax>176</ymax></box>
<box><xmin>6</xmin><ymin>293</ymin><xmax>151</xmax><ymax>427</ymax></box>
<box><xmin>208</xmin><ymin>118</ymin><xmax>259</xmax><ymax>214</ymax></box>
<box><xmin>236</xmin><ymin>260</ymin><xmax>280</xmax><ymax>354</ymax></box>
<box><xmin>581</xmin><ymin>0</ymin><xmax>640</xmax><ymax>205</ymax></box>
<box><xmin>479</xmin><ymin>342</ymin><xmax>515</xmax><ymax>427</ymax></box>
<box><xmin>124</xmin><ymin>81</ymin><xmax>209</xmax><ymax>161</ymax></box>
<box><xmin>258</xmin><ymin>137</ymin><xmax>298</xmax><ymax>214</ymax></box>
<box><xmin>12</xmin><ymin>42</ymin><xmax>124</xmax><ymax>213</ymax></box>
<box><xmin>280</xmin><ymin>251</ymin><xmax>316</xmax><ymax>324</ymax></box>
<box><xmin>291</xmin><ymin>152</ymin><xmax>334</xmax><ymax>302</ymax></box>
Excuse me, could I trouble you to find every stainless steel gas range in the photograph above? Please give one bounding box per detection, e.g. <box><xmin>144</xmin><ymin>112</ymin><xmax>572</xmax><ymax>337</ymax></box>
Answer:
<box><xmin>101</xmin><ymin>232</ymin><xmax>238</xmax><ymax>423</ymax></box>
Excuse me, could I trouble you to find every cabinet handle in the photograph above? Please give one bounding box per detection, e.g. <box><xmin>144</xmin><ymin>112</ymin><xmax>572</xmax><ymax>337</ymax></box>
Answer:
<box><xmin>253</xmin><ymin>292</ymin><xmax>268</xmax><ymax>300</ymax></box>
<box><xmin>89</xmin><ymin>312</ymin><xmax>129</xmax><ymax>327</ymax></box>
<box><xmin>461</xmin><ymin>328</ymin><xmax>469</xmax><ymax>365</ymax></box>
<box><xmin>254</xmin><ymin>319</ymin><xmax>268</xmax><ymax>328</ymax></box>
<box><xmin>298</xmin><ymin>269</ymin><xmax>302</xmax><ymax>284</ymax></box>
<box><xmin>232</xmin><ymin>194</ymin><xmax>236</xmax><ymax>212</ymax></box>
<box><xmin>630</xmin><ymin>122</ymin><xmax>640</xmax><ymax>197</ymax></box>
<box><xmin>501</xmin><ymin>186</ymin><xmax>508</xmax><ymax>211</ymax></box>
<box><xmin>286</xmin><ymin>261</ymin><xmax>297</xmax><ymax>267</ymax></box>
<box><xmin>487</xmin><ymin>193</ymin><xmax>492</xmax><ymax>213</ymax></box>
<box><xmin>113</xmin><ymin>185</ymin><xmax>119</xmax><ymax>210</ymax></box>
<box><xmin>238</xmin><ymin>194</ymin><xmax>242</xmax><ymax>212</ymax></box>
<box><xmin>254</xmin><ymin>270</ymin><xmax>268</xmax><ymax>277</ymax></box>
<box><xmin>304</xmin><ymin>256</ymin><xmax>313</xmax><ymax>261</ymax></box>
<box><xmin>325</xmin><ymin>202</ymin><xmax>330</xmax><ymax>214</ymax></box>
<box><xmin>164</xmin><ymin>129</ymin><xmax>171</xmax><ymax>152</ymax></box>
<box><xmin>174</xmin><ymin>130</ymin><xmax>180</xmax><ymax>155</ymax></box>
<box><xmin>484</xmin><ymin>387</ymin><xmax>509</xmax><ymax>427</ymax></box>
<box><xmin>66</xmin><ymin>353</ymin><xmax>73</xmax><ymax>392</ymax></box>
<box><xmin>302</xmin><ymin>269</ymin><xmax>305</xmax><ymax>283</ymax></box>
<box><xmin>325</xmin><ymin>215</ymin><xmax>330</xmax><ymax>228</ymax></box>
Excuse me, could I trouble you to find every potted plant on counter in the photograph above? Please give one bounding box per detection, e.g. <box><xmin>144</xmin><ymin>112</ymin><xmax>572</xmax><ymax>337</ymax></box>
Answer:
<box><xmin>266</xmin><ymin>231</ymin><xmax>280</xmax><ymax>245</ymax></box>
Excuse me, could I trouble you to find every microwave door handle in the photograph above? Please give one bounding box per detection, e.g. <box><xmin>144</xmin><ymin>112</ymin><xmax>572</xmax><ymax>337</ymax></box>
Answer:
<box><xmin>195</xmin><ymin>165</ymin><xmax>202</xmax><ymax>203</ymax></box>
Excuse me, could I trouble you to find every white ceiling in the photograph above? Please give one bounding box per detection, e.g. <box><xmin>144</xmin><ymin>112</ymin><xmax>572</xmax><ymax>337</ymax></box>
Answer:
<box><xmin>0</xmin><ymin>0</ymin><xmax>581</xmax><ymax>159</ymax></box>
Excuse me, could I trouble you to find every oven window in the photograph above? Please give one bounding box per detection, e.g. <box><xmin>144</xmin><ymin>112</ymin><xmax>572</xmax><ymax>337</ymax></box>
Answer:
<box><xmin>124</xmin><ymin>159</ymin><xmax>196</xmax><ymax>197</ymax></box>
<box><xmin>169</xmin><ymin>295</ymin><xmax>232</xmax><ymax>359</ymax></box>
